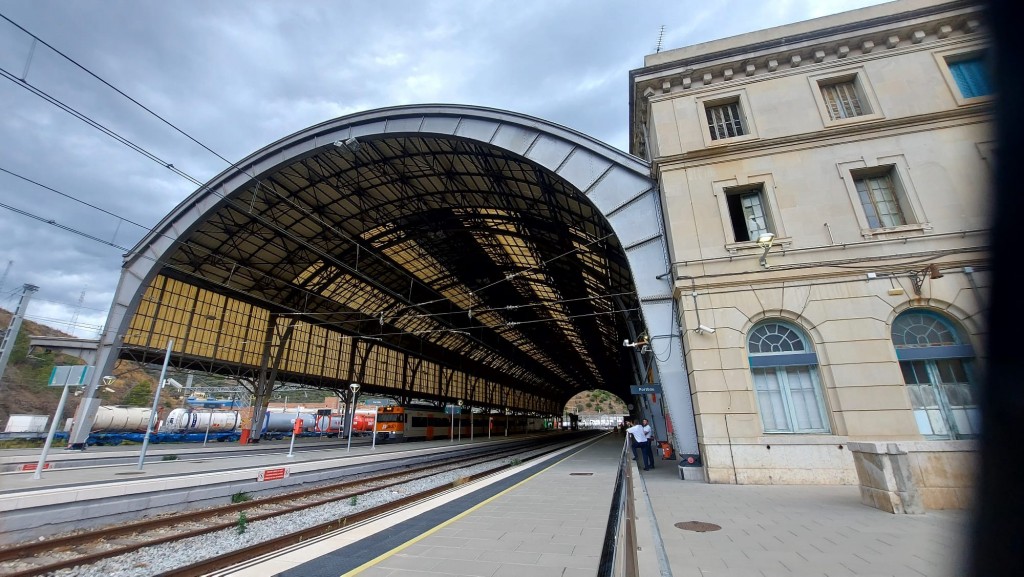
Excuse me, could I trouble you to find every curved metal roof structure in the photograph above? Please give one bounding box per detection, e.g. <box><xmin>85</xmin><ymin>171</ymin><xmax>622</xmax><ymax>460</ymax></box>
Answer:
<box><xmin>71</xmin><ymin>105</ymin><xmax>697</xmax><ymax>450</ymax></box>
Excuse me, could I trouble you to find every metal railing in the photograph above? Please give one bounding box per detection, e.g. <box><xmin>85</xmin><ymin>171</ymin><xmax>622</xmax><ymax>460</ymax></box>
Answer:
<box><xmin>599</xmin><ymin>436</ymin><xmax>639</xmax><ymax>577</ymax></box>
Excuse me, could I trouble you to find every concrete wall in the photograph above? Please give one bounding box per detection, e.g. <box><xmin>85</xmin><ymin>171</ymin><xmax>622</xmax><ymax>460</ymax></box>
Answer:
<box><xmin>849</xmin><ymin>440</ymin><xmax>976</xmax><ymax>513</ymax></box>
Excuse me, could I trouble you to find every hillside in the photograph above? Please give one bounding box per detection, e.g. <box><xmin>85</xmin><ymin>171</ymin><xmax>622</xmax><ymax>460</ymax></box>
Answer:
<box><xmin>565</xmin><ymin>389</ymin><xmax>629</xmax><ymax>417</ymax></box>
<box><xmin>0</xmin><ymin>308</ymin><xmax>174</xmax><ymax>430</ymax></box>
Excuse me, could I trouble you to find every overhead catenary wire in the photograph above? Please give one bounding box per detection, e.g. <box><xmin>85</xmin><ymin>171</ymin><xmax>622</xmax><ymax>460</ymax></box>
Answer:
<box><xmin>0</xmin><ymin>199</ymin><xmax>632</xmax><ymax>390</ymax></box>
<box><xmin>0</xmin><ymin>65</ymin><xmax>623</xmax><ymax>341</ymax></box>
<box><xmin>0</xmin><ymin>14</ymin><xmax>638</xmax><ymax>392</ymax></box>
<box><xmin>0</xmin><ymin>13</ymin><xmax>630</xmax><ymax>318</ymax></box>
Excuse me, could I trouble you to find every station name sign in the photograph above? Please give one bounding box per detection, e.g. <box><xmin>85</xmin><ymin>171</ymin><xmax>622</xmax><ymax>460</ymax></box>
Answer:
<box><xmin>630</xmin><ymin>385</ymin><xmax>662</xmax><ymax>394</ymax></box>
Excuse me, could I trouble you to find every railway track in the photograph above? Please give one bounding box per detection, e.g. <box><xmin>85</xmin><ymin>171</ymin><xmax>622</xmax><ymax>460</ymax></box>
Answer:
<box><xmin>0</xmin><ymin>437</ymin><xmax>580</xmax><ymax>577</ymax></box>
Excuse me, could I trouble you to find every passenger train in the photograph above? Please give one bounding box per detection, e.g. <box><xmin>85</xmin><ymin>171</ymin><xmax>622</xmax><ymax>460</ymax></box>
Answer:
<box><xmin>373</xmin><ymin>405</ymin><xmax>552</xmax><ymax>442</ymax></box>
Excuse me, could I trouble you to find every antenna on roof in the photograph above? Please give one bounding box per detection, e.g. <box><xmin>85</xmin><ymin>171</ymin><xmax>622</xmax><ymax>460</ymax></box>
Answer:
<box><xmin>655</xmin><ymin>25</ymin><xmax>666</xmax><ymax>53</ymax></box>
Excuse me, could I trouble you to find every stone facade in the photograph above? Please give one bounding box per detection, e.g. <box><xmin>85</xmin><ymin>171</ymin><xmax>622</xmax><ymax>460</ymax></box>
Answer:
<box><xmin>630</xmin><ymin>0</ymin><xmax>990</xmax><ymax>484</ymax></box>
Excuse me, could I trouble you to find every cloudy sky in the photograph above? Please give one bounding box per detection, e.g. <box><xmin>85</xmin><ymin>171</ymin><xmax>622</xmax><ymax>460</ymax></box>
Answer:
<box><xmin>0</xmin><ymin>0</ymin><xmax>884</xmax><ymax>338</ymax></box>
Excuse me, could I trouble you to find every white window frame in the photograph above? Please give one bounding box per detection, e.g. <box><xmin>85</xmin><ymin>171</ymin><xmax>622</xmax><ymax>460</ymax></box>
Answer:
<box><xmin>713</xmin><ymin>174</ymin><xmax>789</xmax><ymax>251</ymax></box>
<box><xmin>933</xmin><ymin>47</ymin><xmax>993</xmax><ymax>107</ymax></box>
<box><xmin>696</xmin><ymin>89</ymin><xmax>759</xmax><ymax>147</ymax></box>
<box><xmin>837</xmin><ymin>156</ymin><xmax>929</xmax><ymax>238</ymax></box>
<box><xmin>808</xmin><ymin>67</ymin><xmax>884</xmax><ymax>128</ymax></box>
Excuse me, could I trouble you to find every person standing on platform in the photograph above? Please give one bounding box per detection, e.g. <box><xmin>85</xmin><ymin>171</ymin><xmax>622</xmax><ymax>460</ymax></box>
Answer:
<box><xmin>627</xmin><ymin>420</ymin><xmax>654</xmax><ymax>470</ymax></box>
<box><xmin>641</xmin><ymin>418</ymin><xmax>655</xmax><ymax>469</ymax></box>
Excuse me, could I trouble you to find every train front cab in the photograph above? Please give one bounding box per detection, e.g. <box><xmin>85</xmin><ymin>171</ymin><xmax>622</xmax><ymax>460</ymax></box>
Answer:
<box><xmin>374</xmin><ymin>406</ymin><xmax>406</xmax><ymax>443</ymax></box>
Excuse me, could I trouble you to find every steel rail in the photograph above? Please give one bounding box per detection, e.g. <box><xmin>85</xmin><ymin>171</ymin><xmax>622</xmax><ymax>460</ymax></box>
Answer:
<box><xmin>0</xmin><ymin>438</ymin><xmax>568</xmax><ymax>576</ymax></box>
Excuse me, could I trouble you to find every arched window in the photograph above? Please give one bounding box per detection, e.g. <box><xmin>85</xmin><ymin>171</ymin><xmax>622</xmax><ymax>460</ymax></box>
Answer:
<box><xmin>747</xmin><ymin>321</ymin><xmax>830</xmax><ymax>433</ymax></box>
<box><xmin>892</xmin><ymin>310</ymin><xmax>978</xmax><ymax>439</ymax></box>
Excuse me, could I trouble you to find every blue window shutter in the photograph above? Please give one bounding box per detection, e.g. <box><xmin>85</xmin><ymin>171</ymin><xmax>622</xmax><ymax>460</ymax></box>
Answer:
<box><xmin>949</xmin><ymin>58</ymin><xmax>991</xmax><ymax>98</ymax></box>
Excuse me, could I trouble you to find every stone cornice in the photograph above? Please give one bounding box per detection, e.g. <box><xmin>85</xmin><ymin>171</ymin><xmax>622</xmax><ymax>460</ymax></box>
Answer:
<box><xmin>650</xmin><ymin>101</ymin><xmax>993</xmax><ymax>171</ymax></box>
<box><xmin>629</xmin><ymin>1</ymin><xmax>987</xmax><ymax>157</ymax></box>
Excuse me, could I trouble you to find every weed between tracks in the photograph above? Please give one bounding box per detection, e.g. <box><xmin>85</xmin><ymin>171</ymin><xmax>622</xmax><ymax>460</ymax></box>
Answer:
<box><xmin>236</xmin><ymin>512</ymin><xmax>248</xmax><ymax>535</ymax></box>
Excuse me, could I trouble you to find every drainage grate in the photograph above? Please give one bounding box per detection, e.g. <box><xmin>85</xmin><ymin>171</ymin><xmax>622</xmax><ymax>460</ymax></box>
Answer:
<box><xmin>569</xmin><ymin>472</ymin><xmax>594</xmax><ymax>476</ymax></box>
<box><xmin>674</xmin><ymin>521</ymin><xmax>721</xmax><ymax>532</ymax></box>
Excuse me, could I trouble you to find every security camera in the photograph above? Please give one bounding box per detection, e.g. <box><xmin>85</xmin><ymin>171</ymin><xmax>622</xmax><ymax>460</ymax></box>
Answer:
<box><xmin>695</xmin><ymin>324</ymin><xmax>716</xmax><ymax>334</ymax></box>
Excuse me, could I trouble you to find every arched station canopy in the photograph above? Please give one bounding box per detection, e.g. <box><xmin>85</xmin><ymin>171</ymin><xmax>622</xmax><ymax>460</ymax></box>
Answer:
<box><xmin>80</xmin><ymin>105</ymin><xmax>687</xmax><ymax>422</ymax></box>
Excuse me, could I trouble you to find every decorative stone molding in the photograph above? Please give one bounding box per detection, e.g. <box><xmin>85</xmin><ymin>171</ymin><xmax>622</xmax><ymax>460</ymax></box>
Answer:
<box><xmin>631</xmin><ymin>10</ymin><xmax>987</xmax><ymax>114</ymax></box>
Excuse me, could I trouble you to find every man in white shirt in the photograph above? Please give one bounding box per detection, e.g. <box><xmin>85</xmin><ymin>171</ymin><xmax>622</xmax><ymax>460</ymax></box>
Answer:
<box><xmin>626</xmin><ymin>420</ymin><xmax>654</xmax><ymax>470</ymax></box>
<box><xmin>641</xmin><ymin>419</ymin><xmax>655</xmax><ymax>469</ymax></box>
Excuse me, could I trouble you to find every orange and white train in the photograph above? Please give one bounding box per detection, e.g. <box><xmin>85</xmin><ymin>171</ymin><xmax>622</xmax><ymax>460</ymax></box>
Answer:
<box><xmin>373</xmin><ymin>406</ymin><xmax>551</xmax><ymax>442</ymax></box>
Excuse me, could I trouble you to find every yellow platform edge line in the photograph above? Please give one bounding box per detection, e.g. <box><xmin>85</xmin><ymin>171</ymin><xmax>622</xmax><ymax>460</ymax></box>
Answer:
<box><xmin>339</xmin><ymin>440</ymin><xmax>597</xmax><ymax>577</ymax></box>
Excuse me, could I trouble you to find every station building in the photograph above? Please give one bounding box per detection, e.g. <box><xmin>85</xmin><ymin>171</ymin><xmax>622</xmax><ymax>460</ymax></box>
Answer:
<box><xmin>630</xmin><ymin>0</ymin><xmax>990</xmax><ymax>486</ymax></box>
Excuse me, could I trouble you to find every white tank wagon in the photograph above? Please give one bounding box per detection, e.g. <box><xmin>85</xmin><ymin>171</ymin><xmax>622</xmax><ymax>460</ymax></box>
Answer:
<box><xmin>90</xmin><ymin>406</ymin><xmax>153</xmax><ymax>432</ymax></box>
<box><xmin>163</xmin><ymin>408</ymin><xmax>240</xmax><ymax>433</ymax></box>
<box><xmin>262</xmin><ymin>412</ymin><xmax>317</xmax><ymax>433</ymax></box>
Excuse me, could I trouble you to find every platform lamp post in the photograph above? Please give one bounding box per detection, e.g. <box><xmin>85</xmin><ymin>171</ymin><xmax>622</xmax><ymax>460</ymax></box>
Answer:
<box><xmin>33</xmin><ymin>371</ymin><xmax>106</xmax><ymax>480</ymax></box>
<box><xmin>457</xmin><ymin>399</ymin><xmax>463</xmax><ymax>442</ymax></box>
<box><xmin>138</xmin><ymin>339</ymin><xmax>173</xmax><ymax>471</ymax></box>
<box><xmin>346</xmin><ymin>383</ymin><xmax>360</xmax><ymax>453</ymax></box>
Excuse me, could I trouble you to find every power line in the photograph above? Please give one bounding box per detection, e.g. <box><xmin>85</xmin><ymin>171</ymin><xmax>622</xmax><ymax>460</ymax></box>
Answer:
<box><xmin>0</xmin><ymin>15</ymin><xmax>636</xmax><ymax>386</ymax></box>
<box><xmin>0</xmin><ymin>14</ymin><xmax>627</xmax><ymax>318</ymax></box>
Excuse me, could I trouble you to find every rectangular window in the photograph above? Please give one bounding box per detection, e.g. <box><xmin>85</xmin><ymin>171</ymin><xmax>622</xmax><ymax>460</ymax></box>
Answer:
<box><xmin>854</xmin><ymin>170</ymin><xmax>906</xmax><ymax>228</ymax></box>
<box><xmin>947</xmin><ymin>57</ymin><xmax>991</xmax><ymax>99</ymax></box>
<box><xmin>820</xmin><ymin>80</ymin><xmax>864</xmax><ymax>120</ymax></box>
<box><xmin>725</xmin><ymin>185</ymin><xmax>771</xmax><ymax>242</ymax></box>
<box><xmin>706</xmin><ymin>101</ymin><xmax>745</xmax><ymax>140</ymax></box>
<box><xmin>752</xmin><ymin>367</ymin><xmax>830</xmax><ymax>433</ymax></box>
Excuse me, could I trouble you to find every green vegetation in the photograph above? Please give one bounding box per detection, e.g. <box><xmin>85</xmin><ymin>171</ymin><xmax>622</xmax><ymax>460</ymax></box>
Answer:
<box><xmin>564</xmin><ymin>389</ymin><xmax>628</xmax><ymax>416</ymax></box>
<box><xmin>349</xmin><ymin>495</ymin><xmax>358</xmax><ymax>506</ymax></box>
<box><xmin>161</xmin><ymin>454</ymin><xmax>178</xmax><ymax>461</ymax></box>
<box><xmin>123</xmin><ymin>382</ymin><xmax>153</xmax><ymax>406</ymax></box>
<box><xmin>236</xmin><ymin>511</ymin><xmax>248</xmax><ymax>534</ymax></box>
<box><xmin>231</xmin><ymin>491</ymin><xmax>251</xmax><ymax>503</ymax></box>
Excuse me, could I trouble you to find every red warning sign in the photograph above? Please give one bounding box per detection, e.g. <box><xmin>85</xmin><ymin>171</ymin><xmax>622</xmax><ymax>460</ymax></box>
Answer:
<box><xmin>19</xmin><ymin>463</ymin><xmax>51</xmax><ymax>472</ymax></box>
<box><xmin>257</xmin><ymin>467</ymin><xmax>289</xmax><ymax>482</ymax></box>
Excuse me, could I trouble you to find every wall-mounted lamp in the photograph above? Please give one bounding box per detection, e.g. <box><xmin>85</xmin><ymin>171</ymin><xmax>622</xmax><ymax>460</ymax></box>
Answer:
<box><xmin>910</xmin><ymin>264</ymin><xmax>944</xmax><ymax>296</ymax></box>
<box><xmin>756</xmin><ymin>232</ymin><xmax>776</xmax><ymax>268</ymax></box>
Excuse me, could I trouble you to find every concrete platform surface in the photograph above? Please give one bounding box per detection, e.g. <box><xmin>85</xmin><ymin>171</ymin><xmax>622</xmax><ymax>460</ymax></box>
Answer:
<box><xmin>637</xmin><ymin>458</ymin><xmax>970</xmax><ymax>577</ymax></box>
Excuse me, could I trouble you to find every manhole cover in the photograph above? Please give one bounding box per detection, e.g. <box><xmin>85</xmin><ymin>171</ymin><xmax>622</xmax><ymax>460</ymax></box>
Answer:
<box><xmin>569</xmin><ymin>472</ymin><xmax>593</xmax><ymax>476</ymax></box>
<box><xmin>675</xmin><ymin>521</ymin><xmax>721</xmax><ymax>532</ymax></box>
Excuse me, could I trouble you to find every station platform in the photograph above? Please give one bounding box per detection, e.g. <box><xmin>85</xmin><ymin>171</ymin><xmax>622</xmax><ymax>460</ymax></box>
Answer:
<box><xmin>1</xmin><ymin>433</ymin><xmax>971</xmax><ymax>576</ymax></box>
<box><xmin>237</xmin><ymin>434</ymin><xmax>970</xmax><ymax>577</ymax></box>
